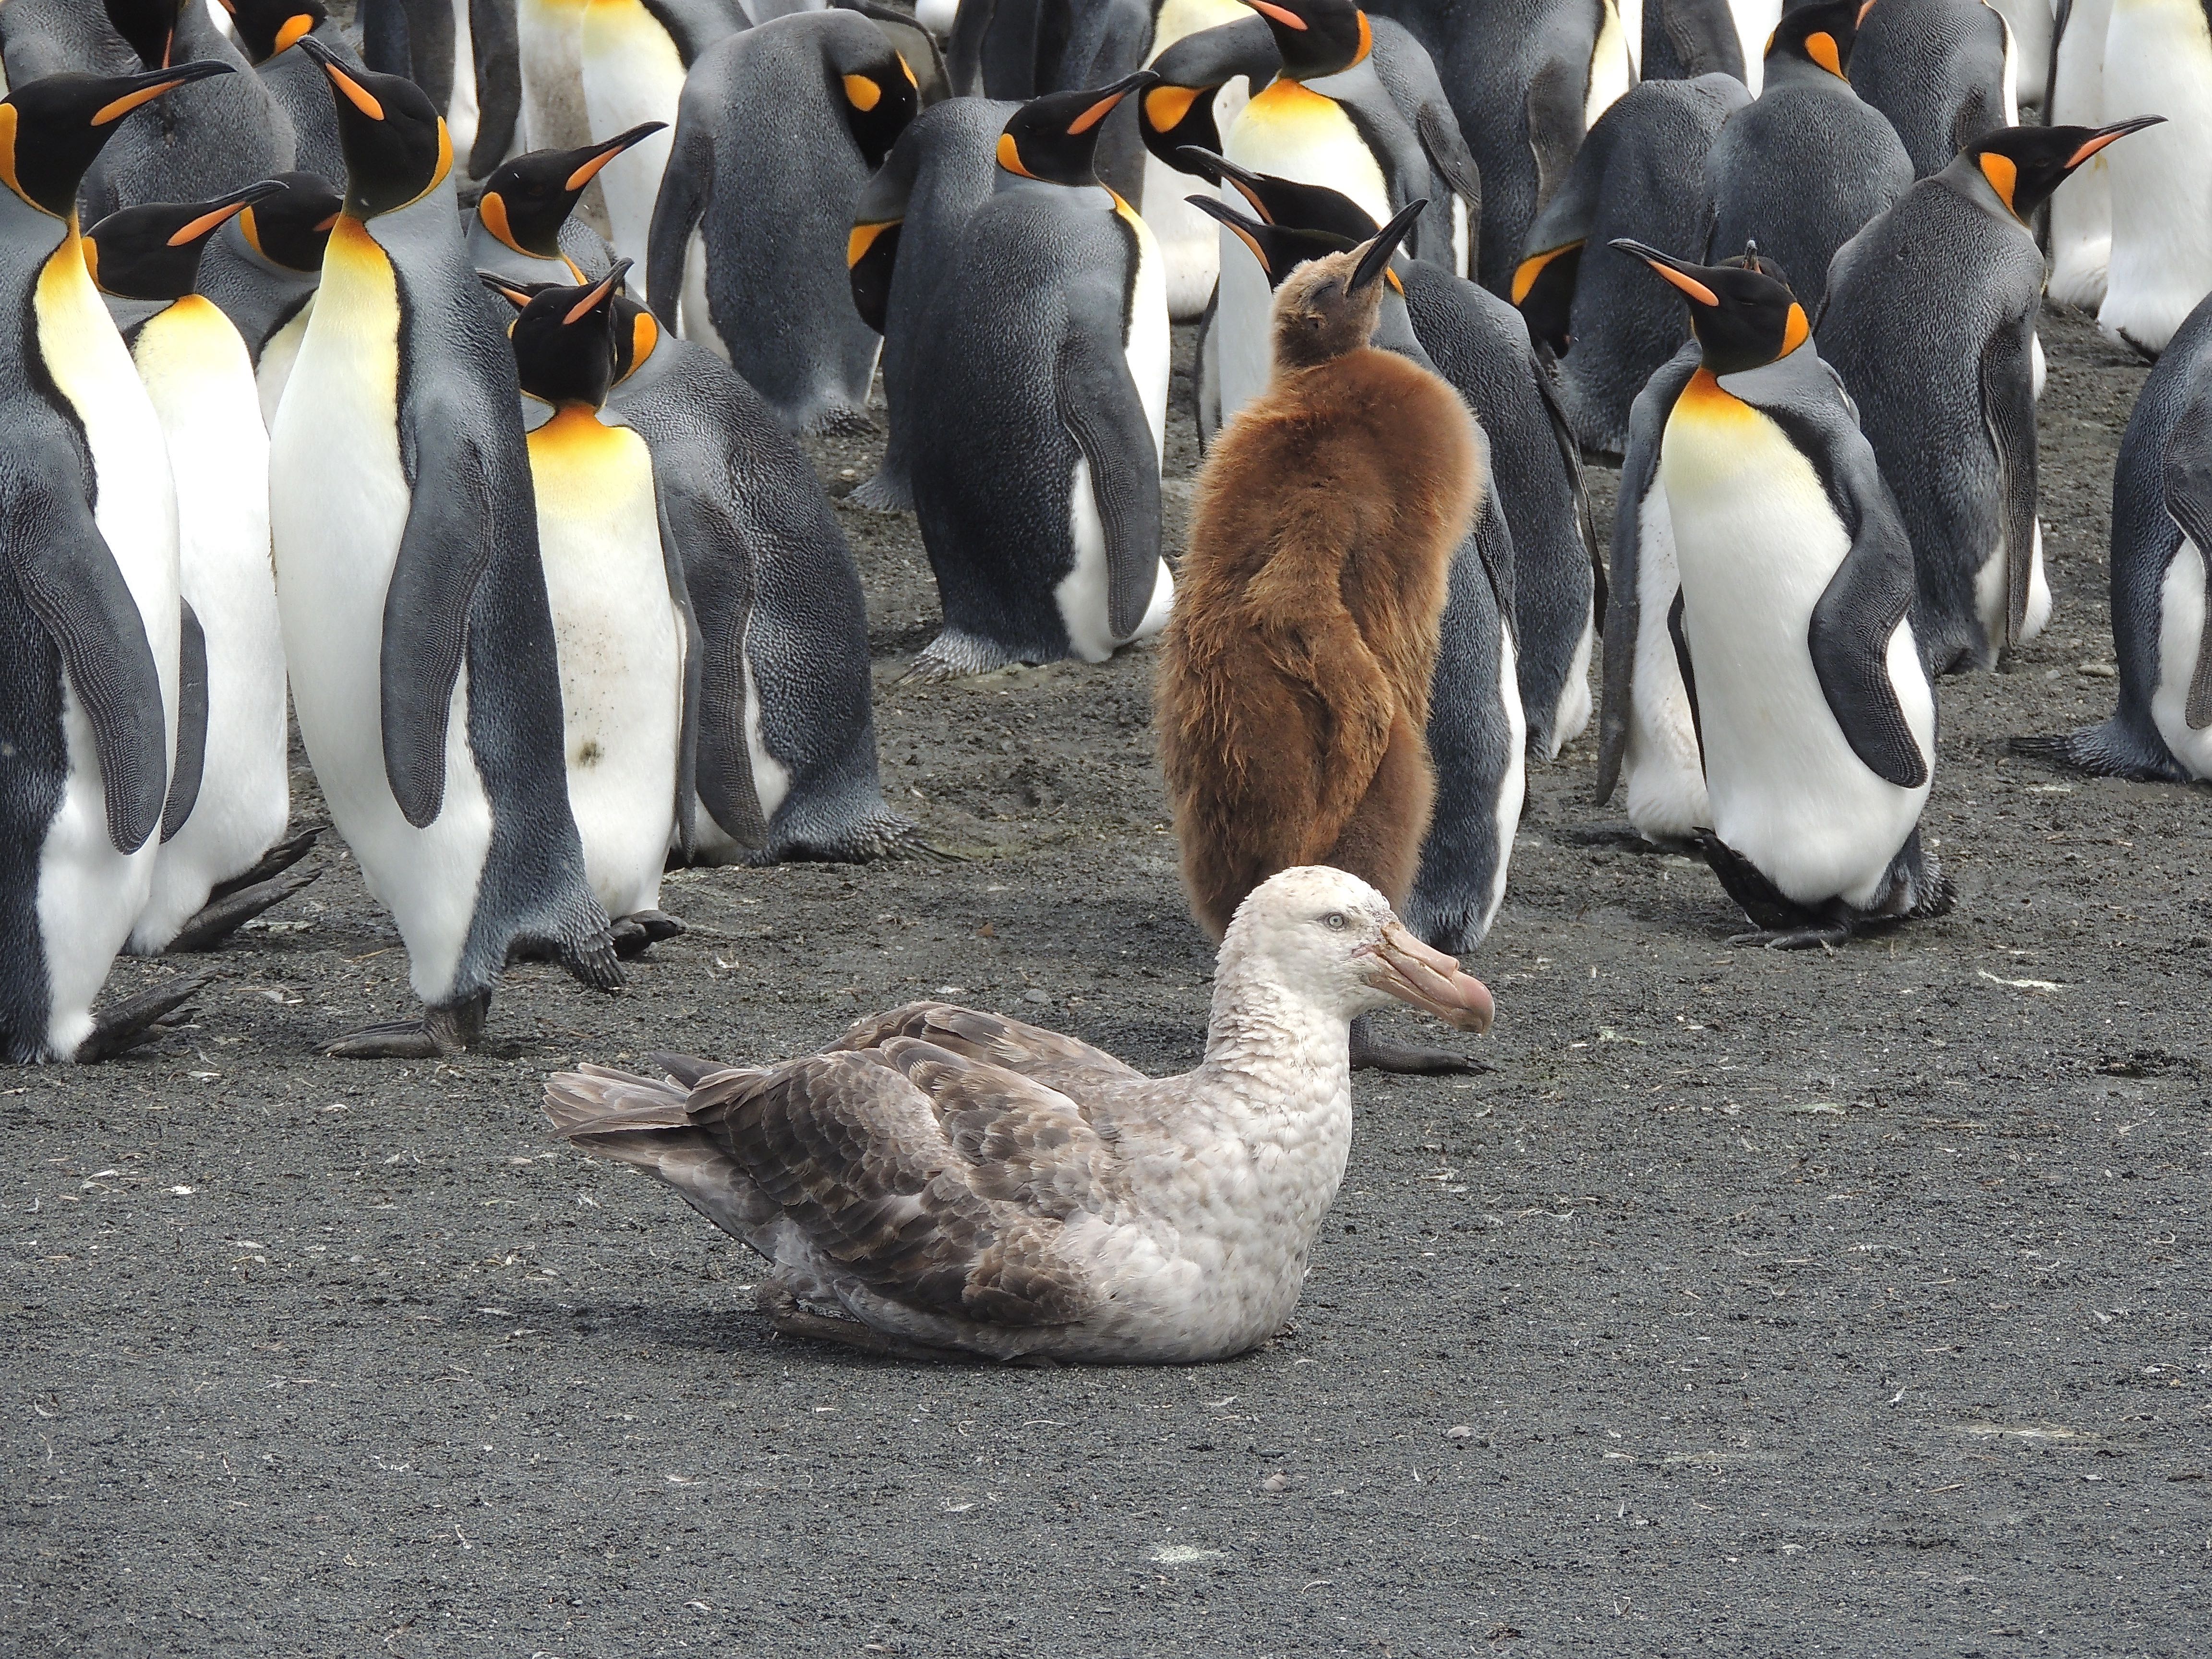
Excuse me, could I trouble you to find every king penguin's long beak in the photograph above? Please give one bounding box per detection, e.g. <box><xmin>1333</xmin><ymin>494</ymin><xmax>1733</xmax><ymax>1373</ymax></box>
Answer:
<box><xmin>1610</xmin><ymin>237</ymin><xmax>1721</xmax><ymax>306</ymax></box>
<box><xmin>1347</xmin><ymin>198</ymin><xmax>1423</xmax><ymax>293</ymax></box>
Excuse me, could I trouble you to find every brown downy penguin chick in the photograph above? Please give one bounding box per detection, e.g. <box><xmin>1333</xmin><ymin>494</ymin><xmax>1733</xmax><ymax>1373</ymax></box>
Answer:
<box><xmin>1158</xmin><ymin>198</ymin><xmax>1487</xmax><ymax>1074</ymax></box>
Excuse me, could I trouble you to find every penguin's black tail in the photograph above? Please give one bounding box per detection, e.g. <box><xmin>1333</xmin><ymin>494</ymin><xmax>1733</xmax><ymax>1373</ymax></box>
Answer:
<box><xmin>2009</xmin><ymin>721</ymin><xmax>2190</xmax><ymax>783</ymax></box>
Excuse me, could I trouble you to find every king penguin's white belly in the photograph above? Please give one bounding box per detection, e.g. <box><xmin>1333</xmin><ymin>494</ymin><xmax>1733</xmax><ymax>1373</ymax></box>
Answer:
<box><xmin>126</xmin><ymin>298</ymin><xmax>289</xmax><ymax>953</ymax></box>
<box><xmin>1056</xmin><ymin>199</ymin><xmax>1174</xmax><ymax>660</ymax></box>
<box><xmin>447</xmin><ymin>0</ymin><xmax>483</xmax><ymax>162</ymax></box>
<box><xmin>1479</xmin><ymin>623</ymin><xmax>1528</xmax><ymax>940</ymax></box>
<box><xmin>268</xmin><ymin>217</ymin><xmax>494</xmax><ymax>1005</ymax></box>
<box><xmin>257</xmin><ymin>297</ymin><xmax>313</xmax><ymax>429</ymax></box>
<box><xmin>2047</xmin><ymin>0</ymin><xmax>2113</xmax><ymax>309</ymax></box>
<box><xmin>1218</xmin><ymin>77</ymin><xmax>1390</xmax><ymax>427</ymax></box>
<box><xmin>1661</xmin><ymin>374</ymin><xmax>1933</xmax><ymax>907</ymax></box>
<box><xmin>581</xmin><ymin>0</ymin><xmax>685</xmax><ymax>286</ymax></box>
<box><xmin>1622</xmin><ymin>475</ymin><xmax>1711</xmax><ymax>840</ymax></box>
<box><xmin>1730</xmin><ymin>0</ymin><xmax>1783</xmax><ymax>94</ymax></box>
<box><xmin>1974</xmin><ymin>515</ymin><xmax>2053</xmax><ymax>656</ymax></box>
<box><xmin>1990</xmin><ymin>0</ymin><xmax>2050</xmax><ymax>106</ymax></box>
<box><xmin>2098</xmin><ymin>0</ymin><xmax>2212</xmax><ymax>357</ymax></box>
<box><xmin>529</xmin><ymin>408</ymin><xmax>683</xmax><ymax>918</ymax></box>
<box><xmin>31</xmin><ymin>235</ymin><xmax>180</xmax><ymax>1057</ymax></box>
<box><xmin>679</xmin><ymin>228</ymin><xmax>728</xmax><ymax>361</ymax></box>
<box><xmin>2152</xmin><ymin>537</ymin><xmax>2212</xmax><ymax>778</ymax></box>
<box><xmin>518</xmin><ymin>0</ymin><xmax>594</xmax><ymax>152</ymax></box>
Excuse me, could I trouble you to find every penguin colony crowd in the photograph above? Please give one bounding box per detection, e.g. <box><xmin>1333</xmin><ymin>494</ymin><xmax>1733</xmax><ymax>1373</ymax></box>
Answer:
<box><xmin>1</xmin><ymin>0</ymin><xmax>2210</xmax><ymax>1349</ymax></box>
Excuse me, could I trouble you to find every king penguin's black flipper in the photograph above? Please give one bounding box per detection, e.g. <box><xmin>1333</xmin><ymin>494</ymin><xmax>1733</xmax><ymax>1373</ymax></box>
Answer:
<box><xmin>2163</xmin><ymin>390</ymin><xmax>2212</xmax><ymax>730</ymax></box>
<box><xmin>1979</xmin><ymin>315</ymin><xmax>2040</xmax><ymax>649</ymax></box>
<box><xmin>6</xmin><ymin>462</ymin><xmax>169</xmax><ymax>855</ymax></box>
<box><xmin>1807</xmin><ymin>489</ymin><xmax>1929</xmax><ymax>791</ymax></box>
<box><xmin>161</xmin><ymin>599</ymin><xmax>209</xmax><ymax>844</ymax></box>
<box><xmin>1056</xmin><ymin>324</ymin><xmax>1163</xmax><ymax>642</ymax></box>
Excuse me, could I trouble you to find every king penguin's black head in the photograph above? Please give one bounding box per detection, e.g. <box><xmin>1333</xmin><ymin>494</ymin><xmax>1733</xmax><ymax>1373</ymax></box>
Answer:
<box><xmin>1234</xmin><ymin>0</ymin><xmax>1370</xmax><ymax>81</ymax></box>
<box><xmin>1963</xmin><ymin>116</ymin><xmax>2166</xmax><ymax>223</ymax></box>
<box><xmin>1612</xmin><ymin>239</ymin><xmax>1807</xmax><ymax>376</ymax></box>
<box><xmin>498</xmin><ymin>260</ymin><xmax>630</xmax><ymax>409</ymax></box>
<box><xmin>215</xmin><ymin>0</ymin><xmax>327</xmax><ymax>65</ymax></box>
<box><xmin>236</xmin><ymin>169</ymin><xmax>343</xmax><ymax>270</ymax></box>
<box><xmin>297</xmin><ymin>38</ymin><xmax>447</xmax><ymax>219</ymax></box>
<box><xmin>1267</xmin><ymin>197</ymin><xmax>1423</xmax><ymax>369</ymax></box>
<box><xmin>998</xmin><ymin>72</ymin><xmax>1157</xmax><ymax>187</ymax></box>
<box><xmin>477</xmin><ymin>123</ymin><xmax>665</xmax><ymax>258</ymax></box>
<box><xmin>836</xmin><ymin>46</ymin><xmax>920</xmax><ymax>171</ymax></box>
<box><xmin>84</xmin><ymin>180</ymin><xmax>282</xmax><ymax>298</ymax></box>
<box><xmin>1179</xmin><ymin>147</ymin><xmax>1379</xmax><ymax>244</ymax></box>
<box><xmin>1766</xmin><ymin>0</ymin><xmax>1861</xmax><ymax>77</ymax></box>
<box><xmin>0</xmin><ymin>64</ymin><xmax>234</xmax><ymax>219</ymax></box>
<box><xmin>1189</xmin><ymin>194</ymin><xmax>1358</xmax><ymax>291</ymax></box>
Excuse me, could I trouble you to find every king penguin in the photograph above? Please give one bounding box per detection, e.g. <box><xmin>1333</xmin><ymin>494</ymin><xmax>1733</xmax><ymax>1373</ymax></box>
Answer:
<box><xmin>0</xmin><ymin>65</ymin><xmax>232</xmax><ymax>1061</ymax></box>
<box><xmin>2015</xmin><ymin>289</ymin><xmax>2212</xmax><ymax>779</ymax></box>
<box><xmin>1820</xmin><ymin>119</ymin><xmax>2163</xmax><ymax>674</ymax></box>
<box><xmin>1847</xmin><ymin>0</ymin><xmax>2019</xmax><ymax>180</ymax></box>
<box><xmin>2097</xmin><ymin>0</ymin><xmax>2212</xmax><ymax>357</ymax></box>
<box><xmin>648</xmin><ymin>10</ymin><xmax>919</xmax><ymax>433</ymax></box>
<box><xmin>846</xmin><ymin>94</ymin><xmax>1019</xmax><ymax>511</ymax></box>
<box><xmin>84</xmin><ymin>184</ymin><xmax>318</xmax><ymax>956</ymax></box>
<box><xmin>1614</xmin><ymin>238</ymin><xmax>1951</xmax><ymax>947</ymax></box>
<box><xmin>589</xmin><ymin>285</ymin><xmax>931</xmax><ymax>862</ymax></box>
<box><xmin>493</xmin><ymin>263</ymin><xmax>696</xmax><ymax>955</ymax></box>
<box><xmin>1512</xmin><ymin>72</ymin><xmax>1748</xmax><ymax>456</ymax></box>
<box><xmin>79</xmin><ymin>0</ymin><xmax>296</xmax><ymax>221</ymax></box>
<box><xmin>1704</xmin><ymin>0</ymin><xmax>1912</xmax><ymax>309</ymax></box>
<box><xmin>577</xmin><ymin>0</ymin><xmax>748</xmax><ymax>286</ymax></box>
<box><xmin>271</xmin><ymin>41</ymin><xmax>618</xmax><ymax>1056</ymax></box>
<box><xmin>1138</xmin><ymin>0</ymin><xmax>1253</xmax><ymax>317</ymax></box>
<box><xmin>192</xmin><ymin>168</ymin><xmax>342</xmax><ymax>423</ymax></box>
<box><xmin>1188</xmin><ymin>189</ymin><xmax>1527</xmax><ymax>955</ymax></box>
<box><xmin>906</xmin><ymin>76</ymin><xmax>1175</xmax><ymax>677</ymax></box>
<box><xmin>465</xmin><ymin>122</ymin><xmax>656</xmax><ymax>289</ymax></box>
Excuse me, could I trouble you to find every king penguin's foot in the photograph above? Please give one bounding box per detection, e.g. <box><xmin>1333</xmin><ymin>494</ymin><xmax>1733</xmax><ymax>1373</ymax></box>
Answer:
<box><xmin>203</xmin><ymin>828</ymin><xmax>321</xmax><ymax>902</ymax></box>
<box><xmin>322</xmin><ymin>991</ymin><xmax>491</xmax><ymax>1059</ymax></box>
<box><xmin>1349</xmin><ymin>1014</ymin><xmax>1490</xmax><ymax>1075</ymax></box>
<box><xmin>74</xmin><ymin>972</ymin><xmax>213</xmax><ymax>1063</ymax></box>
<box><xmin>1729</xmin><ymin>922</ymin><xmax>1852</xmax><ymax>951</ymax></box>
<box><xmin>759</xmin><ymin>1286</ymin><xmax>967</xmax><ymax>1365</ymax></box>
<box><xmin>165</xmin><ymin>867</ymin><xmax>322</xmax><ymax>954</ymax></box>
<box><xmin>611</xmin><ymin>910</ymin><xmax>685</xmax><ymax>959</ymax></box>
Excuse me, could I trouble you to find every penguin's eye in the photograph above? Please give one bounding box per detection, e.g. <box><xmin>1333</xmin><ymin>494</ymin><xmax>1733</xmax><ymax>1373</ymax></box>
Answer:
<box><xmin>1322</xmin><ymin>912</ymin><xmax>1347</xmax><ymax>931</ymax></box>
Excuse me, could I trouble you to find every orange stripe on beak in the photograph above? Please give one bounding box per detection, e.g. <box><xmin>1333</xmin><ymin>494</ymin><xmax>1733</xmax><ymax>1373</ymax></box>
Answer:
<box><xmin>1241</xmin><ymin>0</ymin><xmax>1308</xmax><ymax>27</ymax></box>
<box><xmin>1067</xmin><ymin>86</ymin><xmax>1133</xmax><ymax>134</ymax></box>
<box><xmin>321</xmin><ymin>62</ymin><xmax>385</xmax><ymax>120</ymax></box>
<box><xmin>93</xmin><ymin>79</ymin><xmax>192</xmax><ymax>125</ymax></box>
<box><xmin>564</xmin><ymin>271</ymin><xmax>623</xmax><ymax>325</ymax></box>
<box><xmin>167</xmin><ymin>199</ymin><xmax>255</xmax><ymax>245</ymax></box>
<box><xmin>1643</xmin><ymin>258</ymin><xmax>1719</xmax><ymax>307</ymax></box>
<box><xmin>2067</xmin><ymin>131</ymin><xmax>2127</xmax><ymax>168</ymax></box>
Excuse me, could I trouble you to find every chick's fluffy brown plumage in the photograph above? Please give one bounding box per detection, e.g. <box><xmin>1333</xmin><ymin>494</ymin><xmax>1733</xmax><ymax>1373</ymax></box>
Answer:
<box><xmin>1159</xmin><ymin>338</ymin><xmax>1482</xmax><ymax>938</ymax></box>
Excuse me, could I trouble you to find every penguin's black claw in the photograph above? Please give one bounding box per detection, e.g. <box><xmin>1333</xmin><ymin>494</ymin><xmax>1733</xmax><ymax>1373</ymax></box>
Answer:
<box><xmin>1729</xmin><ymin>923</ymin><xmax>1852</xmax><ymax>952</ymax></box>
<box><xmin>554</xmin><ymin>929</ymin><xmax>623</xmax><ymax>993</ymax></box>
<box><xmin>165</xmin><ymin>867</ymin><xmax>322</xmax><ymax>954</ymax></box>
<box><xmin>204</xmin><ymin>828</ymin><xmax>322</xmax><ymax>903</ymax></box>
<box><xmin>1349</xmin><ymin>1014</ymin><xmax>1492</xmax><ymax>1075</ymax></box>
<box><xmin>74</xmin><ymin>972</ymin><xmax>213</xmax><ymax>1063</ymax></box>
<box><xmin>611</xmin><ymin>911</ymin><xmax>685</xmax><ymax>959</ymax></box>
<box><xmin>323</xmin><ymin>993</ymin><xmax>489</xmax><ymax>1059</ymax></box>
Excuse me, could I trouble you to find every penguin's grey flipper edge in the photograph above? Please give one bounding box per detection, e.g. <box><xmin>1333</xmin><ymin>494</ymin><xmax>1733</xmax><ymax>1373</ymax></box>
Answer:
<box><xmin>1980</xmin><ymin>319</ymin><xmax>2040</xmax><ymax>649</ymax></box>
<box><xmin>1523</xmin><ymin>58</ymin><xmax>1585</xmax><ymax>220</ymax></box>
<box><xmin>2161</xmin><ymin>395</ymin><xmax>2212</xmax><ymax>729</ymax></box>
<box><xmin>666</xmin><ymin>492</ymin><xmax>769</xmax><ymax>853</ymax></box>
<box><xmin>1666</xmin><ymin>589</ymin><xmax>1704</xmax><ymax>772</ymax></box>
<box><xmin>1531</xmin><ymin>355</ymin><xmax>1603</xmax><ymax>619</ymax></box>
<box><xmin>647</xmin><ymin>106</ymin><xmax>713</xmax><ymax>328</ymax></box>
<box><xmin>10</xmin><ymin>474</ymin><xmax>170</xmax><ymax>855</ymax></box>
<box><xmin>1807</xmin><ymin>506</ymin><xmax>1929</xmax><ymax>790</ymax></box>
<box><xmin>1056</xmin><ymin>327</ymin><xmax>1163</xmax><ymax>643</ymax></box>
<box><xmin>382</xmin><ymin>436</ymin><xmax>499</xmax><ymax>829</ymax></box>
<box><xmin>161</xmin><ymin>600</ymin><xmax>210</xmax><ymax>845</ymax></box>
<box><xmin>1414</xmin><ymin>101</ymin><xmax>1481</xmax><ymax>267</ymax></box>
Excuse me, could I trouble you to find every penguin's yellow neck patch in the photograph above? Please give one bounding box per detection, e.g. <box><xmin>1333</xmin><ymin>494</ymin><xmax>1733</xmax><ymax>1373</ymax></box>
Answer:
<box><xmin>847</xmin><ymin>218</ymin><xmax>895</xmax><ymax>267</ymax></box>
<box><xmin>1249</xmin><ymin>75</ymin><xmax>1337</xmax><ymax>117</ymax></box>
<box><xmin>1803</xmin><ymin>30</ymin><xmax>1843</xmax><ymax>76</ymax></box>
<box><xmin>276</xmin><ymin>12</ymin><xmax>314</xmax><ymax>49</ymax></box>
<box><xmin>623</xmin><ymin>310</ymin><xmax>658</xmax><ymax>378</ymax></box>
<box><xmin>842</xmin><ymin>73</ymin><xmax>880</xmax><ymax>112</ymax></box>
<box><xmin>0</xmin><ymin>104</ymin><xmax>28</xmax><ymax>213</ymax></box>
<box><xmin>1511</xmin><ymin>240</ymin><xmax>1581</xmax><ymax>305</ymax></box>
<box><xmin>1978</xmin><ymin>151</ymin><xmax>2019</xmax><ymax>217</ymax></box>
<box><xmin>1781</xmin><ymin>301</ymin><xmax>1810</xmax><ymax>357</ymax></box>
<box><xmin>996</xmin><ymin>132</ymin><xmax>1036</xmax><ymax>178</ymax></box>
<box><xmin>1676</xmin><ymin>366</ymin><xmax>1761</xmax><ymax>423</ymax></box>
<box><xmin>1143</xmin><ymin>84</ymin><xmax>1202</xmax><ymax>133</ymax></box>
<box><xmin>325</xmin><ymin>213</ymin><xmax>389</xmax><ymax>278</ymax></box>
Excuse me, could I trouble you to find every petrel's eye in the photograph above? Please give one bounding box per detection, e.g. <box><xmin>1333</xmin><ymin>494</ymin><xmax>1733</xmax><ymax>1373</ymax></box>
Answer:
<box><xmin>1323</xmin><ymin>913</ymin><xmax>1347</xmax><ymax>931</ymax></box>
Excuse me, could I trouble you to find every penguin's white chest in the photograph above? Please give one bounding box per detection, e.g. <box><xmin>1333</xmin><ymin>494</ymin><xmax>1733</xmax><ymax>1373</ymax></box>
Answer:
<box><xmin>267</xmin><ymin>218</ymin><xmax>495</xmax><ymax>1005</ymax></box>
<box><xmin>1623</xmin><ymin>474</ymin><xmax>1711</xmax><ymax>840</ymax></box>
<box><xmin>2099</xmin><ymin>0</ymin><xmax>2212</xmax><ymax>356</ymax></box>
<box><xmin>126</xmin><ymin>298</ymin><xmax>289</xmax><ymax>953</ymax></box>
<box><xmin>257</xmin><ymin>295</ymin><xmax>313</xmax><ymax>428</ymax></box>
<box><xmin>1660</xmin><ymin>375</ymin><xmax>1933</xmax><ymax>908</ymax></box>
<box><xmin>580</xmin><ymin>0</ymin><xmax>685</xmax><ymax>280</ymax></box>
<box><xmin>529</xmin><ymin>409</ymin><xmax>684</xmax><ymax>919</ymax></box>
<box><xmin>27</xmin><ymin>237</ymin><xmax>180</xmax><ymax>1057</ymax></box>
<box><xmin>1217</xmin><ymin>77</ymin><xmax>1390</xmax><ymax>426</ymax></box>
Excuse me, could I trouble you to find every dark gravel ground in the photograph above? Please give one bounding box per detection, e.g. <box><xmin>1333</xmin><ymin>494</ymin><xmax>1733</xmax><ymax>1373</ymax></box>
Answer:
<box><xmin>4</xmin><ymin>307</ymin><xmax>2207</xmax><ymax>1658</ymax></box>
